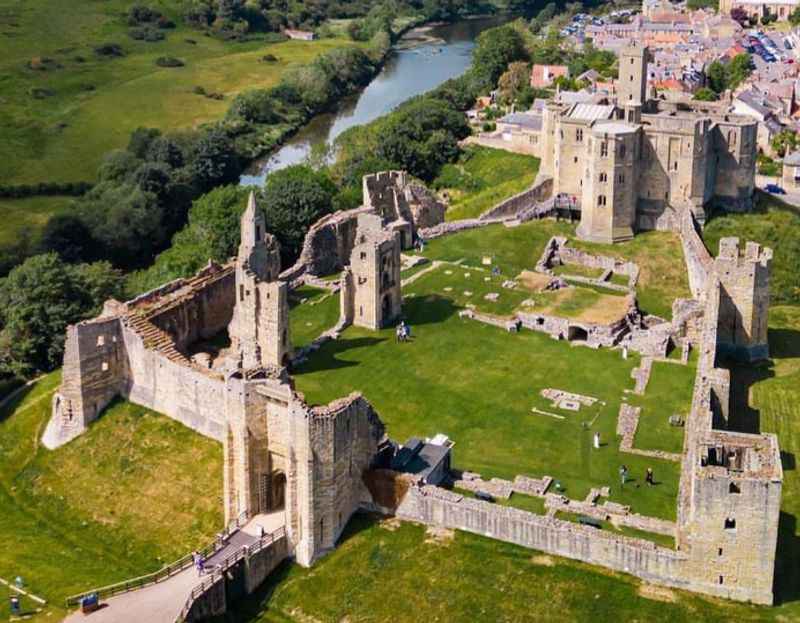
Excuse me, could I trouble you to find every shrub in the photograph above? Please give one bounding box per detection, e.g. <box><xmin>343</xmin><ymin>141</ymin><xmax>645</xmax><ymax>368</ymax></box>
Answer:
<box><xmin>193</xmin><ymin>85</ymin><xmax>207</xmax><ymax>95</ymax></box>
<box><xmin>94</xmin><ymin>42</ymin><xmax>125</xmax><ymax>57</ymax></box>
<box><xmin>129</xmin><ymin>26</ymin><xmax>166</xmax><ymax>41</ymax></box>
<box><xmin>482</xmin><ymin>121</ymin><xmax>496</xmax><ymax>132</ymax></box>
<box><xmin>29</xmin><ymin>87</ymin><xmax>55</xmax><ymax>99</ymax></box>
<box><xmin>261</xmin><ymin>54</ymin><xmax>278</xmax><ymax>62</ymax></box>
<box><xmin>155</xmin><ymin>56</ymin><xmax>185</xmax><ymax>67</ymax></box>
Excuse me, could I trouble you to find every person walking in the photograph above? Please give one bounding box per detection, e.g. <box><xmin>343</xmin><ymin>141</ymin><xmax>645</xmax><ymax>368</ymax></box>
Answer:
<box><xmin>646</xmin><ymin>467</ymin><xmax>654</xmax><ymax>486</ymax></box>
<box><xmin>593</xmin><ymin>432</ymin><xmax>600</xmax><ymax>449</ymax></box>
<box><xmin>619</xmin><ymin>465</ymin><xmax>628</xmax><ymax>488</ymax></box>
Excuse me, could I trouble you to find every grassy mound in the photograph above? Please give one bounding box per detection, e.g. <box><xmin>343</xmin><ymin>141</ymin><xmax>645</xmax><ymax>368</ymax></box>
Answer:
<box><xmin>0</xmin><ymin>372</ymin><xmax>222</xmax><ymax>618</ymax></box>
<box><xmin>434</xmin><ymin>146</ymin><xmax>540</xmax><ymax>221</ymax></box>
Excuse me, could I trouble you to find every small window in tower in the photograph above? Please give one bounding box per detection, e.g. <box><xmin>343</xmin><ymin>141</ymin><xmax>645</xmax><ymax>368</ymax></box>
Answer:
<box><xmin>729</xmin><ymin>482</ymin><xmax>741</xmax><ymax>494</ymax></box>
<box><xmin>619</xmin><ymin>174</ymin><xmax>625</xmax><ymax>183</ymax></box>
<box><xmin>576</xmin><ymin>129</ymin><xmax>583</xmax><ymax>142</ymax></box>
<box><xmin>599</xmin><ymin>172</ymin><xmax>607</xmax><ymax>182</ymax></box>
<box><xmin>630</xmin><ymin>58</ymin><xmax>635</xmax><ymax>65</ymax></box>
<box><xmin>673</xmin><ymin>161</ymin><xmax>678</xmax><ymax>171</ymax></box>
<box><xmin>718</xmin><ymin>547</ymin><xmax>723</xmax><ymax>556</ymax></box>
<box><xmin>724</xmin><ymin>518</ymin><xmax>736</xmax><ymax>531</ymax></box>
<box><xmin>573</xmin><ymin>156</ymin><xmax>578</xmax><ymax>163</ymax></box>
<box><xmin>97</xmin><ymin>335</ymin><xmax>105</xmax><ymax>347</ymax></box>
<box><xmin>239</xmin><ymin>284</ymin><xmax>244</xmax><ymax>301</ymax></box>
<box><xmin>360</xmin><ymin>252</ymin><xmax>366</xmax><ymax>260</ymax></box>
<box><xmin>101</xmin><ymin>361</ymin><xmax>109</xmax><ymax>372</ymax></box>
<box><xmin>620</xmin><ymin>144</ymin><xmax>626</xmax><ymax>158</ymax></box>
<box><xmin>597</xmin><ymin>195</ymin><xmax>606</xmax><ymax>207</ymax></box>
<box><xmin>256</xmin><ymin>225</ymin><xmax>261</xmax><ymax>239</ymax></box>
<box><xmin>600</xmin><ymin>141</ymin><xmax>608</xmax><ymax>157</ymax></box>
<box><xmin>359</xmin><ymin>306</ymin><xmax>363</xmax><ymax>317</ymax></box>
<box><xmin>719</xmin><ymin>576</ymin><xmax>724</xmax><ymax>585</ymax></box>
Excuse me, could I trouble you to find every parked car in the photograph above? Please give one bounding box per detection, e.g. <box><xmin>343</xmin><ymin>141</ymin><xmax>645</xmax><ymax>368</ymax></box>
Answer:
<box><xmin>765</xmin><ymin>183</ymin><xmax>786</xmax><ymax>194</ymax></box>
<box><xmin>475</xmin><ymin>491</ymin><xmax>495</xmax><ymax>503</ymax></box>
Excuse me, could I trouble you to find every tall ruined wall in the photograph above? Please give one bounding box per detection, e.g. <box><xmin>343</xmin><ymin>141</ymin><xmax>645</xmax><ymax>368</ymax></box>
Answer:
<box><xmin>288</xmin><ymin>393</ymin><xmax>385</xmax><ymax>566</ymax></box>
<box><xmin>123</xmin><ymin>325</ymin><xmax>228</xmax><ymax>441</ymax></box>
<box><xmin>147</xmin><ymin>270</ymin><xmax>234</xmax><ymax>351</ymax></box>
<box><xmin>290</xmin><ymin>207</ymin><xmax>371</xmax><ymax>278</ymax></box>
<box><xmin>397</xmin><ymin>485</ymin><xmax>690</xmax><ymax>590</ymax></box>
<box><xmin>678</xmin><ymin>210</ymin><xmax>713</xmax><ymax>299</ymax></box>
<box><xmin>44</xmin><ymin>314</ymin><xmax>128</xmax><ymax>449</ymax></box>
<box><xmin>712</xmin><ymin>120</ymin><xmax>757</xmax><ymax>213</ymax></box>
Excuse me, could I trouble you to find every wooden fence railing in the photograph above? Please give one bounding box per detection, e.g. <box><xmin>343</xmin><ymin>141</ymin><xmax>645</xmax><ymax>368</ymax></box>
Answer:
<box><xmin>64</xmin><ymin>511</ymin><xmax>250</xmax><ymax>607</ymax></box>
<box><xmin>174</xmin><ymin>526</ymin><xmax>286</xmax><ymax>623</ymax></box>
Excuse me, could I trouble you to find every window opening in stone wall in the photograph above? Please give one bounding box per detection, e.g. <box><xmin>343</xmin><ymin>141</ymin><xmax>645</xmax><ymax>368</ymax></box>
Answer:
<box><xmin>620</xmin><ymin>144</ymin><xmax>626</xmax><ymax>158</ymax></box>
<box><xmin>600</xmin><ymin>172</ymin><xmax>607</xmax><ymax>182</ymax></box>
<box><xmin>729</xmin><ymin>482</ymin><xmax>741</xmax><ymax>494</ymax></box>
<box><xmin>719</xmin><ymin>576</ymin><xmax>724</xmax><ymax>585</ymax></box>
<box><xmin>101</xmin><ymin>361</ymin><xmax>109</xmax><ymax>372</ymax></box>
<box><xmin>724</xmin><ymin>518</ymin><xmax>736</xmax><ymax>531</ymax></box>
<box><xmin>576</xmin><ymin>129</ymin><xmax>583</xmax><ymax>142</ymax></box>
<box><xmin>598</xmin><ymin>195</ymin><xmax>606</xmax><ymax>207</ymax></box>
<box><xmin>97</xmin><ymin>335</ymin><xmax>105</xmax><ymax>347</ymax></box>
<box><xmin>601</xmin><ymin>142</ymin><xmax>608</xmax><ymax>157</ymax></box>
<box><xmin>240</xmin><ymin>285</ymin><xmax>244</xmax><ymax>301</ymax></box>
<box><xmin>718</xmin><ymin>547</ymin><xmax>723</xmax><ymax>556</ymax></box>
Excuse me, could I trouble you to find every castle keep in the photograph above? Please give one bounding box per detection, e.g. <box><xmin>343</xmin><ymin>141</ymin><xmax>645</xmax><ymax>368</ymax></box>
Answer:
<box><xmin>540</xmin><ymin>41</ymin><xmax>757</xmax><ymax>243</ymax></box>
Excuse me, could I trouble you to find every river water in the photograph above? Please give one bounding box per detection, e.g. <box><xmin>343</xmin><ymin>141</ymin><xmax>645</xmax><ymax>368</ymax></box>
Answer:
<box><xmin>240</xmin><ymin>15</ymin><xmax>509</xmax><ymax>186</ymax></box>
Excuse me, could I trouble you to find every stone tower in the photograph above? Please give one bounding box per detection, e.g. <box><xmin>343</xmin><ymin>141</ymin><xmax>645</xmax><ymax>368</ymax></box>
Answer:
<box><xmin>228</xmin><ymin>192</ymin><xmax>290</xmax><ymax>369</ymax></box>
<box><xmin>577</xmin><ymin>123</ymin><xmax>639</xmax><ymax>244</ymax></box>
<box><xmin>713</xmin><ymin>237</ymin><xmax>771</xmax><ymax>362</ymax></box>
<box><xmin>340</xmin><ymin>213</ymin><xmax>402</xmax><ymax>330</ymax></box>
<box><xmin>617</xmin><ymin>41</ymin><xmax>649</xmax><ymax>106</ymax></box>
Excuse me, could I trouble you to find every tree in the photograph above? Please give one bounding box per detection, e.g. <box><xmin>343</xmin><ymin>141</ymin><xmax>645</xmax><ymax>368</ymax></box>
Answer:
<box><xmin>731</xmin><ymin>7</ymin><xmax>749</xmax><ymax>24</ymax></box>
<box><xmin>0</xmin><ymin>254</ymin><xmax>122</xmax><ymax>376</ymax></box>
<box><xmin>771</xmin><ymin>129</ymin><xmax>800</xmax><ymax>158</ymax></box>
<box><xmin>259</xmin><ymin>166</ymin><xmax>337</xmax><ymax>265</ymax></box>
<box><xmin>530</xmin><ymin>3</ymin><xmax>556</xmax><ymax>34</ymax></box>
<box><xmin>706</xmin><ymin>61</ymin><xmax>728</xmax><ymax>93</ymax></box>
<box><xmin>376</xmin><ymin>98</ymin><xmax>471</xmax><ymax>181</ymax></box>
<box><xmin>229</xmin><ymin>89</ymin><xmax>278</xmax><ymax>124</ymax></box>
<box><xmin>727</xmin><ymin>53</ymin><xmax>753</xmax><ymax>89</ymax></box>
<box><xmin>693</xmin><ymin>87</ymin><xmax>718</xmax><ymax>101</ymax></box>
<box><xmin>79</xmin><ymin>182</ymin><xmax>165</xmax><ymax>268</ymax></box>
<box><xmin>790</xmin><ymin>6</ymin><xmax>800</xmax><ymax>25</ymax></box>
<box><xmin>127</xmin><ymin>127</ymin><xmax>161</xmax><ymax>159</ymax></box>
<box><xmin>471</xmin><ymin>25</ymin><xmax>527</xmax><ymax>89</ymax></box>
<box><xmin>40</xmin><ymin>214</ymin><xmax>97</xmax><ymax>263</ymax></box>
<box><xmin>498</xmin><ymin>61</ymin><xmax>531</xmax><ymax>105</ymax></box>
<box><xmin>188</xmin><ymin>128</ymin><xmax>241</xmax><ymax>192</ymax></box>
<box><xmin>97</xmin><ymin>149</ymin><xmax>140</xmax><ymax>183</ymax></box>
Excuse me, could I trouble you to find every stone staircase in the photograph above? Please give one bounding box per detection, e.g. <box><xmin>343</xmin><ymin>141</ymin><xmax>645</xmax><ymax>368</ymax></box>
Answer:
<box><xmin>125</xmin><ymin>314</ymin><xmax>192</xmax><ymax>366</ymax></box>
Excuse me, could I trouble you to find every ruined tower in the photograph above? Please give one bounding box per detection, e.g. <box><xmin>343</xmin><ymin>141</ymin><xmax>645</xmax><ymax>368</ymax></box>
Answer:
<box><xmin>617</xmin><ymin>41</ymin><xmax>649</xmax><ymax>106</ymax></box>
<box><xmin>228</xmin><ymin>192</ymin><xmax>290</xmax><ymax>369</ymax></box>
<box><xmin>340</xmin><ymin>213</ymin><xmax>402</xmax><ymax>330</ymax></box>
<box><xmin>713</xmin><ymin>237</ymin><xmax>771</xmax><ymax>362</ymax></box>
<box><xmin>577</xmin><ymin>123</ymin><xmax>639</xmax><ymax>244</ymax></box>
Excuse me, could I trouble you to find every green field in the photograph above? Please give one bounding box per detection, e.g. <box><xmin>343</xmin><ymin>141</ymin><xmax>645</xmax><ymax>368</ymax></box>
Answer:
<box><xmin>434</xmin><ymin>146</ymin><xmax>540</xmax><ymax>221</ymax></box>
<box><xmin>0</xmin><ymin>195</ymin><xmax>75</xmax><ymax>248</ymax></box>
<box><xmin>0</xmin><ymin>0</ymin><xmax>362</xmax><ymax>186</ymax></box>
<box><xmin>0</xmin><ymin>373</ymin><xmax>223</xmax><ymax>621</ymax></box>
<box><xmin>289</xmin><ymin>285</ymin><xmax>340</xmax><ymax>349</ymax></box>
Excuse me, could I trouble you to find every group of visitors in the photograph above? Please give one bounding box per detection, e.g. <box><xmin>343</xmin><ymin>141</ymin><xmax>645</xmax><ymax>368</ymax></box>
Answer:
<box><xmin>618</xmin><ymin>465</ymin><xmax>655</xmax><ymax>487</ymax></box>
<box><xmin>396</xmin><ymin>320</ymin><xmax>412</xmax><ymax>342</ymax></box>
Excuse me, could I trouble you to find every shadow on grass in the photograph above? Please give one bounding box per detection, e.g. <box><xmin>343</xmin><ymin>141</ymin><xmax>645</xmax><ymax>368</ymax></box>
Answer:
<box><xmin>295</xmin><ymin>336</ymin><xmax>386</xmax><ymax>374</ymax></box>
<box><xmin>774</xmin><ymin>512</ymin><xmax>800</xmax><ymax>606</ymax></box>
<box><xmin>769</xmin><ymin>328</ymin><xmax>800</xmax><ymax>359</ymax></box>
<box><xmin>402</xmin><ymin>294</ymin><xmax>458</xmax><ymax>327</ymax></box>
<box><xmin>0</xmin><ymin>381</ymin><xmax>35</xmax><ymax>424</ymax></box>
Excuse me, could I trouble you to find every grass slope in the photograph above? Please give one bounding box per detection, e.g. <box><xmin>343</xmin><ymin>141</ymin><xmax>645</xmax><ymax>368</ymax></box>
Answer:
<box><xmin>0</xmin><ymin>195</ymin><xmax>75</xmax><ymax>248</ymax></box>
<box><xmin>0</xmin><ymin>372</ymin><xmax>223</xmax><ymax>620</ymax></box>
<box><xmin>0</xmin><ymin>0</ymin><xmax>360</xmax><ymax>186</ymax></box>
<box><xmin>434</xmin><ymin>146</ymin><xmax>540</xmax><ymax>221</ymax></box>
<box><xmin>289</xmin><ymin>285</ymin><xmax>340</xmax><ymax>349</ymax></box>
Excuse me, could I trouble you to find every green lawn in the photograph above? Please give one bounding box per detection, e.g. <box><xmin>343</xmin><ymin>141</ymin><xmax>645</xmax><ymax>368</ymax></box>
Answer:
<box><xmin>289</xmin><ymin>285</ymin><xmax>340</xmax><ymax>349</ymax></box>
<box><xmin>0</xmin><ymin>372</ymin><xmax>223</xmax><ymax>620</ymax></box>
<box><xmin>213</xmin><ymin>513</ymin><xmax>771</xmax><ymax>623</ymax></box>
<box><xmin>434</xmin><ymin>146</ymin><xmax>540</xmax><ymax>221</ymax></box>
<box><xmin>630</xmin><ymin>361</ymin><xmax>696</xmax><ymax>455</ymax></box>
<box><xmin>294</xmin><ymin>285</ymin><xmax>681</xmax><ymax>521</ymax></box>
<box><xmin>0</xmin><ymin>195</ymin><xmax>75</xmax><ymax>247</ymax></box>
<box><xmin>0</xmin><ymin>0</ymin><xmax>362</xmax><ymax>186</ymax></box>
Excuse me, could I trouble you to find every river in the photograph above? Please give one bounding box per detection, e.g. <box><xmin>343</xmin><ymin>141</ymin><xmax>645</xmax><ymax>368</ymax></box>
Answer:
<box><xmin>239</xmin><ymin>15</ymin><xmax>509</xmax><ymax>186</ymax></box>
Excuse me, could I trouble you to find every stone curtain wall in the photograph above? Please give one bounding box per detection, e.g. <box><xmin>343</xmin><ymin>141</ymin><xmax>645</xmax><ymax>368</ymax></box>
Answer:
<box><xmin>479</xmin><ymin>177</ymin><xmax>554</xmax><ymax>221</ymax></box>
<box><xmin>123</xmin><ymin>325</ymin><xmax>228</xmax><ymax>442</ymax></box>
<box><xmin>678</xmin><ymin>211</ymin><xmax>713</xmax><ymax>300</ymax></box>
<box><xmin>396</xmin><ymin>486</ymin><xmax>690</xmax><ymax>591</ymax></box>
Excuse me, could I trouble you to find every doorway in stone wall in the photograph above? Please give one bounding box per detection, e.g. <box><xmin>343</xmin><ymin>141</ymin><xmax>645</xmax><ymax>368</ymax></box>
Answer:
<box><xmin>382</xmin><ymin>294</ymin><xmax>392</xmax><ymax>326</ymax></box>
<box><xmin>270</xmin><ymin>471</ymin><xmax>286</xmax><ymax>511</ymax></box>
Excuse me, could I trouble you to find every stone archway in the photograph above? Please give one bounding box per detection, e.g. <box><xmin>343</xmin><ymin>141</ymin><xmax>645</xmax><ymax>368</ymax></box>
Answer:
<box><xmin>270</xmin><ymin>471</ymin><xmax>286</xmax><ymax>512</ymax></box>
<box><xmin>381</xmin><ymin>294</ymin><xmax>392</xmax><ymax>325</ymax></box>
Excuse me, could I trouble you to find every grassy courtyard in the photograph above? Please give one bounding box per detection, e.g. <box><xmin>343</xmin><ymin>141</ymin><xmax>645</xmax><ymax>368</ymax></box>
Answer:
<box><xmin>294</xmin><ymin>273</ymin><xmax>682</xmax><ymax>521</ymax></box>
<box><xmin>0</xmin><ymin>372</ymin><xmax>223</xmax><ymax>620</ymax></box>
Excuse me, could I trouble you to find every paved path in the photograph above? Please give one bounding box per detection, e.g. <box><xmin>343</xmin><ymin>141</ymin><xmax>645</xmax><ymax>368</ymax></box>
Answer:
<box><xmin>62</xmin><ymin>513</ymin><xmax>285</xmax><ymax>623</ymax></box>
<box><xmin>756</xmin><ymin>174</ymin><xmax>800</xmax><ymax>208</ymax></box>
